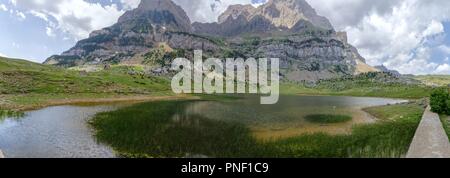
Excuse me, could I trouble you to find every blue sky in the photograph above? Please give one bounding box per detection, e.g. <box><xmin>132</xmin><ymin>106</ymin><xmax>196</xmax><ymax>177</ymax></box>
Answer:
<box><xmin>0</xmin><ymin>0</ymin><xmax>449</xmax><ymax>74</ymax></box>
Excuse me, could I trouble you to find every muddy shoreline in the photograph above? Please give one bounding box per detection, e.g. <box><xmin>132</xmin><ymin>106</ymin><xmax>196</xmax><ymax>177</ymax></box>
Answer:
<box><xmin>1</xmin><ymin>94</ymin><xmax>199</xmax><ymax>112</ymax></box>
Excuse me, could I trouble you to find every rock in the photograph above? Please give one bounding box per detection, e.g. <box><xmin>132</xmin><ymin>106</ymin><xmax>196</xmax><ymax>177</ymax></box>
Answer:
<box><xmin>194</xmin><ymin>0</ymin><xmax>334</xmax><ymax>37</ymax></box>
<box><xmin>103</xmin><ymin>64</ymin><xmax>111</xmax><ymax>70</ymax></box>
<box><xmin>44</xmin><ymin>0</ymin><xmax>377</xmax><ymax>82</ymax></box>
<box><xmin>79</xmin><ymin>71</ymin><xmax>88</xmax><ymax>76</ymax></box>
<box><xmin>375</xmin><ymin>65</ymin><xmax>401</xmax><ymax>77</ymax></box>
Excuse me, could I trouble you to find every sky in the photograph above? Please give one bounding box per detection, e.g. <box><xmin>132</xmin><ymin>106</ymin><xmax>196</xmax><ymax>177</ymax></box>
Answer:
<box><xmin>0</xmin><ymin>0</ymin><xmax>449</xmax><ymax>75</ymax></box>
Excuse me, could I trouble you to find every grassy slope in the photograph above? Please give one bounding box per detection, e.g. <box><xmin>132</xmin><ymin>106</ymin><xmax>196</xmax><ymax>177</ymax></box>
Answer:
<box><xmin>91</xmin><ymin>100</ymin><xmax>425</xmax><ymax>158</ymax></box>
<box><xmin>414</xmin><ymin>75</ymin><xmax>450</xmax><ymax>87</ymax></box>
<box><xmin>0</xmin><ymin>57</ymin><xmax>171</xmax><ymax>110</ymax></box>
<box><xmin>0</xmin><ymin>57</ymin><xmax>438</xmax><ymax>111</ymax></box>
<box><xmin>281</xmin><ymin>76</ymin><xmax>432</xmax><ymax>99</ymax></box>
<box><xmin>440</xmin><ymin>115</ymin><xmax>450</xmax><ymax>140</ymax></box>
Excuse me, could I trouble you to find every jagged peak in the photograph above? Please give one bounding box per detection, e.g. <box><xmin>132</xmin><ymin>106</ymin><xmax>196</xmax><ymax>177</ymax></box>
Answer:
<box><xmin>136</xmin><ymin>0</ymin><xmax>178</xmax><ymax>11</ymax></box>
<box><xmin>118</xmin><ymin>0</ymin><xmax>192</xmax><ymax>32</ymax></box>
<box><xmin>218</xmin><ymin>4</ymin><xmax>256</xmax><ymax>24</ymax></box>
<box><xmin>215</xmin><ymin>0</ymin><xmax>333</xmax><ymax>31</ymax></box>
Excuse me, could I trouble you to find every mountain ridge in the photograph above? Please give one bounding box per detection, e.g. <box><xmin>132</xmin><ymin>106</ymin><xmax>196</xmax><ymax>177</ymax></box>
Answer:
<box><xmin>44</xmin><ymin>0</ymin><xmax>378</xmax><ymax>82</ymax></box>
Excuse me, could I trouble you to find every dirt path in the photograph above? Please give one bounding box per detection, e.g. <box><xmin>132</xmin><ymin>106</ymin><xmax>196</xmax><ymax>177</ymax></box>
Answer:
<box><xmin>406</xmin><ymin>106</ymin><xmax>450</xmax><ymax>158</ymax></box>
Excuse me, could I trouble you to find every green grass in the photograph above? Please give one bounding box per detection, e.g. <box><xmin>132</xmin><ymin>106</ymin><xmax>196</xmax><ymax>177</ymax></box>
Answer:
<box><xmin>0</xmin><ymin>57</ymin><xmax>171</xmax><ymax>95</ymax></box>
<box><xmin>271</xmin><ymin>103</ymin><xmax>425</xmax><ymax>158</ymax></box>
<box><xmin>0</xmin><ymin>57</ymin><xmax>173</xmax><ymax>110</ymax></box>
<box><xmin>304</xmin><ymin>114</ymin><xmax>352</xmax><ymax>124</ymax></box>
<box><xmin>440</xmin><ymin>114</ymin><xmax>450</xmax><ymax>139</ymax></box>
<box><xmin>0</xmin><ymin>109</ymin><xmax>24</xmax><ymax>120</ymax></box>
<box><xmin>90</xmin><ymin>101</ymin><xmax>264</xmax><ymax>158</ymax></box>
<box><xmin>90</xmin><ymin>100</ymin><xmax>425</xmax><ymax>158</ymax></box>
<box><xmin>414</xmin><ymin>75</ymin><xmax>450</xmax><ymax>87</ymax></box>
<box><xmin>281</xmin><ymin>77</ymin><xmax>432</xmax><ymax>99</ymax></box>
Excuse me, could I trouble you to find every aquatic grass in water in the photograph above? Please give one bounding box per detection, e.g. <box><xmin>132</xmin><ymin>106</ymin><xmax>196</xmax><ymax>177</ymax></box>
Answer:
<box><xmin>90</xmin><ymin>100</ymin><xmax>425</xmax><ymax>158</ymax></box>
<box><xmin>90</xmin><ymin>101</ymin><xmax>266</xmax><ymax>158</ymax></box>
<box><xmin>0</xmin><ymin>110</ymin><xmax>25</xmax><ymax>120</ymax></box>
<box><xmin>304</xmin><ymin>114</ymin><xmax>352</xmax><ymax>124</ymax></box>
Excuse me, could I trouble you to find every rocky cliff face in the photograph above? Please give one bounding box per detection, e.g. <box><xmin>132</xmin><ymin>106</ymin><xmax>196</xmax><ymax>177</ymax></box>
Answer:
<box><xmin>45</xmin><ymin>0</ymin><xmax>378</xmax><ymax>82</ymax></box>
<box><xmin>194</xmin><ymin>0</ymin><xmax>333</xmax><ymax>37</ymax></box>
<box><xmin>45</xmin><ymin>0</ymin><xmax>219</xmax><ymax>66</ymax></box>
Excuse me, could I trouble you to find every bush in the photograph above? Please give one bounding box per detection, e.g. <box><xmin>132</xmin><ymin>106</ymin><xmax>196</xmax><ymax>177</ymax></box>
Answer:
<box><xmin>430</xmin><ymin>88</ymin><xmax>450</xmax><ymax>114</ymax></box>
<box><xmin>447</xmin><ymin>99</ymin><xmax>450</xmax><ymax>115</ymax></box>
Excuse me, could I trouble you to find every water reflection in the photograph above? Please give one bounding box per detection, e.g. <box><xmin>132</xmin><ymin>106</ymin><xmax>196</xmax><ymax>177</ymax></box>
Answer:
<box><xmin>0</xmin><ymin>95</ymin><xmax>407</xmax><ymax>157</ymax></box>
<box><xmin>0</xmin><ymin>105</ymin><xmax>122</xmax><ymax>158</ymax></box>
<box><xmin>0</xmin><ymin>110</ymin><xmax>25</xmax><ymax>121</ymax></box>
<box><xmin>180</xmin><ymin>95</ymin><xmax>407</xmax><ymax>139</ymax></box>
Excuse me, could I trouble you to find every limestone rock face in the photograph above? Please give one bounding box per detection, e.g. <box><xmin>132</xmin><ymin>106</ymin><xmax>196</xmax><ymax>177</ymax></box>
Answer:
<box><xmin>194</xmin><ymin>0</ymin><xmax>334</xmax><ymax>37</ymax></box>
<box><xmin>45</xmin><ymin>0</ymin><xmax>377</xmax><ymax>82</ymax></box>
<box><xmin>119</xmin><ymin>0</ymin><xmax>192</xmax><ymax>32</ymax></box>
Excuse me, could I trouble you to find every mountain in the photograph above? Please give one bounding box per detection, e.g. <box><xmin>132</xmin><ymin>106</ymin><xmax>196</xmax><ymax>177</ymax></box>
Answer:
<box><xmin>118</xmin><ymin>0</ymin><xmax>192</xmax><ymax>32</ymax></box>
<box><xmin>375</xmin><ymin>65</ymin><xmax>401</xmax><ymax>77</ymax></box>
<box><xmin>193</xmin><ymin>0</ymin><xmax>333</xmax><ymax>37</ymax></box>
<box><xmin>45</xmin><ymin>0</ymin><xmax>378</xmax><ymax>82</ymax></box>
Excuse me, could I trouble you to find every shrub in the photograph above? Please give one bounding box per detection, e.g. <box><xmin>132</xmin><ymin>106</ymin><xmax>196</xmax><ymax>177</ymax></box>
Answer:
<box><xmin>430</xmin><ymin>88</ymin><xmax>449</xmax><ymax>114</ymax></box>
<box><xmin>447</xmin><ymin>98</ymin><xmax>450</xmax><ymax>115</ymax></box>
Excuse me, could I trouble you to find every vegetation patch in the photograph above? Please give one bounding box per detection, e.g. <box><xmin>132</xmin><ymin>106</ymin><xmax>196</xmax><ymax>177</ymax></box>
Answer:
<box><xmin>430</xmin><ymin>87</ymin><xmax>450</xmax><ymax>115</ymax></box>
<box><xmin>414</xmin><ymin>75</ymin><xmax>450</xmax><ymax>87</ymax></box>
<box><xmin>281</xmin><ymin>72</ymin><xmax>432</xmax><ymax>99</ymax></box>
<box><xmin>439</xmin><ymin>115</ymin><xmax>450</xmax><ymax>139</ymax></box>
<box><xmin>0</xmin><ymin>110</ymin><xmax>24</xmax><ymax>120</ymax></box>
<box><xmin>90</xmin><ymin>101</ymin><xmax>263</xmax><ymax>158</ymax></box>
<box><xmin>304</xmin><ymin>114</ymin><xmax>352</xmax><ymax>124</ymax></box>
<box><xmin>91</xmin><ymin>101</ymin><xmax>425</xmax><ymax>158</ymax></box>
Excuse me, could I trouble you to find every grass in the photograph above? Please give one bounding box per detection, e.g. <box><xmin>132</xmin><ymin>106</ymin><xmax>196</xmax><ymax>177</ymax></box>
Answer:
<box><xmin>414</xmin><ymin>75</ymin><xmax>450</xmax><ymax>87</ymax></box>
<box><xmin>281</xmin><ymin>82</ymin><xmax>431</xmax><ymax>99</ymax></box>
<box><xmin>281</xmin><ymin>73</ymin><xmax>433</xmax><ymax>99</ymax></box>
<box><xmin>304</xmin><ymin>114</ymin><xmax>352</xmax><ymax>124</ymax></box>
<box><xmin>271</xmin><ymin>103</ymin><xmax>425</xmax><ymax>158</ymax></box>
<box><xmin>0</xmin><ymin>109</ymin><xmax>24</xmax><ymax>120</ymax></box>
<box><xmin>90</xmin><ymin>101</ymin><xmax>264</xmax><ymax>158</ymax></box>
<box><xmin>0</xmin><ymin>56</ymin><xmax>438</xmax><ymax>111</ymax></box>
<box><xmin>440</xmin><ymin>114</ymin><xmax>450</xmax><ymax>139</ymax></box>
<box><xmin>0</xmin><ymin>57</ymin><xmax>173</xmax><ymax>110</ymax></box>
<box><xmin>90</xmin><ymin>100</ymin><xmax>425</xmax><ymax>158</ymax></box>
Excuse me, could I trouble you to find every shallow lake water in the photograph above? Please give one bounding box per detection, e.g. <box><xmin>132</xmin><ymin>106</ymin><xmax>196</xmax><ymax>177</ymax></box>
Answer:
<box><xmin>0</xmin><ymin>95</ymin><xmax>406</xmax><ymax>158</ymax></box>
<box><xmin>182</xmin><ymin>95</ymin><xmax>407</xmax><ymax>139</ymax></box>
<box><xmin>0</xmin><ymin>105</ymin><xmax>122</xmax><ymax>158</ymax></box>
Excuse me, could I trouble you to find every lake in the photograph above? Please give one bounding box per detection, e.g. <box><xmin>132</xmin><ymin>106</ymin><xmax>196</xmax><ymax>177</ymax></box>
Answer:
<box><xmin>0</xmin><ymin>95</ymin><xmax>406</xmax><ymax>158</ymax></box>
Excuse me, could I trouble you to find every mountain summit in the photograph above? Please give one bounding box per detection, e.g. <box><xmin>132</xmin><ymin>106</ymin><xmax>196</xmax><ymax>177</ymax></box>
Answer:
<box><xmin>225</xmin><ymin>0</ymin><xmax>333</xmax><ymax>30</ymax></box>
<box><xmin>194</xmin><ymin>0</ymin><xmax>333</xmax><ymax>37</ymax></box>
<box><xmin>118</xmin><ymin>0</ymin><xmax>192</xmax><ymax>32</ymax></box>
<box><xmin>45</xmin><ymin>0</ymin><xmax>378</xmax><ymax>82</ymax></box>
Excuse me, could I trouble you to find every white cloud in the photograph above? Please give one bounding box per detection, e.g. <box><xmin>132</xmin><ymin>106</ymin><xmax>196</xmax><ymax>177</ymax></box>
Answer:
<box><xmin>307</xmin><ymin>0</ymin><xmax>450</xmax><ymax>74</ymax></box>
<box><xmin>422</xmin><ymin>20</ymin><xmax>444</xmax><ymax>37</ymax></box>
<box><xmin>46</xmin><ymin>26</ymin><xmax>55</xmax><ymax>37</ymax></box>
<box><xmin>120</xmin><ymin>0</ymin><xmax>140</xmax><ymax>10</ymax></box>
<box><xmin>0</xmin><ymin>52</ymin><xmax>7</xmax><ymax>57</ymax></box>
<box><xmin>439</xmin><ymin>45</ymin><xmax>450</xmax><ymax>54</ymax></box>
<box><xmin>434</xmin><ymin>63</ymin><xmax>450</xmax><ymax>74</ymax></box>
<box><xmin>12</xmin><ymin>0</ymin><xmax>126</xmax><ymax>40</ymax></box>
<box><xmin>15</xmin><ymin>10</ymin><xmax>26</xmax><ymax>20</ymax></box>
<box><xmin>172</xmin><ymin>0</ymin><xmax>257</xmax><ymax>23</ymax></box>
<box><xmin>0</xmin><ymin>4</ymin><xmax>8</xmax><ymax>11</ymax></box>
<box><xmin>3</xmin><ymin>0</ymin><xmax>449</xmax><ymax>74</ymax></box>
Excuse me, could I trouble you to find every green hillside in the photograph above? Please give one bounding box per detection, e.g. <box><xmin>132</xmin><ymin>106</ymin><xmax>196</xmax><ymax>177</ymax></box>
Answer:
<box><xmin>0</xmin><ymin>56</ymin><xmax>440</xmax><ymax>111</ymax></box>
<box><xmin>414</xmin><ymin>75</ymin><xmax>450</xmax><ymax>87</ymax></box>
<box><xmin>0</xmin><ymin>57</ymin><xmax>172</xmax><ymax>110</ymax></box>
